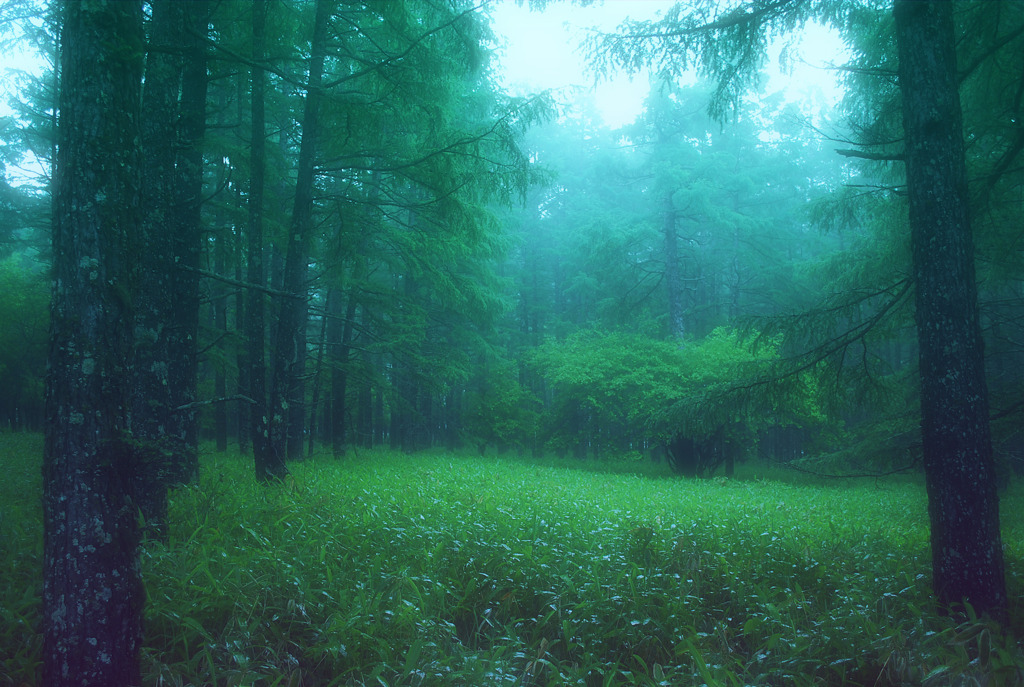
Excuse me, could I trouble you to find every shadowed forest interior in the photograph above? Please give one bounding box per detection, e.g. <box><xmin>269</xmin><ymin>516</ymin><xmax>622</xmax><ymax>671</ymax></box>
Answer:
<box><xmin>3</xmin><ymin>0</ymin><xmax>1024</xmax><ymax>684</ymax></box>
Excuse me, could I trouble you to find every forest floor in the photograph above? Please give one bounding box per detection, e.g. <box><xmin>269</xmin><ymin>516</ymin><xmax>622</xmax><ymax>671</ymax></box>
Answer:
<box><xmin>3</xmin><ymin>433</ymin><xmax>1024</xmax><ymax>685</ymax></box>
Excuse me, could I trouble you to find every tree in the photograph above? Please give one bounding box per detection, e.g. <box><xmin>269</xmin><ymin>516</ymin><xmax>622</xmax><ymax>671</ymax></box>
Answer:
<box><xmin>893</xmin><ymin>0</ymin><xmax>1005</xmax><ymax>618</ymax></box>
<box><xmin>530</xmin><ymin>327</ymin><xmax>814</xmax><ymax>469</ymax></box>
<box><xmin>265</xmin><ymin>0</ymin><xmax>330</xmax><ymax>472</ymax></box>
<box><xmin>246</xmin><ymin>0</ymin><xmax>280</xmax><ymax>480</ymax></box>
<box><xmin>132</xmin><ymin>0</ymin><xmax>210</xmax><ymax>532</ymax></box>
<box><xmin>587</xmin><ymin>0</ymin><xmax>1008</xmax><ymax>618</ymax></box>
<box><xmin>42</xmin><ymin>1</ymin><xmax>144</xmax><ymax>683</ymax></box>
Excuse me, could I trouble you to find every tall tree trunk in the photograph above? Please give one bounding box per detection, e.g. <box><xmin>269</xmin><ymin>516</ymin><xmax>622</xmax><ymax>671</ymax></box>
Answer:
<box><xmin>374</xmin><ymin>383</ymin><xmax>386</xmax><ymax>446</ymax></box>
<box><xmin>133</xmin><ymin>0</ymin><xmax>184</xmax><ymax>532</ymax></box>
<box><xmin>266</xmin><ymin>0</ymin><xmax>330</xmax><ymax>473</ymax></box>
<box><xmin>169</xmin><ymin>0</ymin><xmax>209</xmax><ymax>481</ymax></box>
<box><xmin>330</xmin><ymin>291</ymin><xmax>358</xmax><ymax>455</ymax></box>
<box><xmin>894</xmin><ymin>0</ymin><xmax>1006</xmax><ymax>618</ymax></box>
<box><xmin>132</xmin><ymin>0</ymin><xmax>208</xmax><ymax>528</ymax></box>
<box><xmin>235</xmin><ymin>197</ymin><xmax>251</xmax><ymax>454</ymax></box>
<box><xmin>357</xmin><ymin>350</ymin><xmax>374</xmax><ymax>448</ymax></box>
<box><xmin>662</xmin><ymin>192</ymin><xmax>685</xmax><ymax>342</ymax></box>
<box><xmin>43</xmin><ymin>2</ymin><xmax>144</xmax><ymax>684</ymax></box>
<box><xmin>286</xmin><ymin>274</ymin><xmax>308</xmax><ymax>461</ymax></box>
<box><xmin>248</xmin><ymin>0</ymin><xmax>281</xmax><ymax>480</ymax></box>
<box><xmin>306</xmin><ymin>292</ymin><xmax>330</xmax><ymax>458</ymax></box>
<box><xmin>214</xmin><ymin>227</ymin><xmax>229</xmax><ymax>452</ymax></box>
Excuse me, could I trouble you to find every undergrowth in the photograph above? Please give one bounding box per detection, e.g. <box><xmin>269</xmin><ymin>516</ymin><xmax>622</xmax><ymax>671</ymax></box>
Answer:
<box><xmin>2</xmin><ymin>434</ymin><xmax>1024</xmax><ymax>685</ymax></box>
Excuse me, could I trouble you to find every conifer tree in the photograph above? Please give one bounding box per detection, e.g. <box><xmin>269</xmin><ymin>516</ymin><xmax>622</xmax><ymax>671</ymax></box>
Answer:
<box><xmin>587</xmin><ymin>0</ymin><xmax>1009</xmax><ymax>618</ymax></box>
<box><xmin>43</xmin><ymin>1</ymin><xmax>145</xmax><ymax>682</ymax></box>
<box><xmin>894</xmin><ymin>0</ymin><xmax>1005</xmax><ymax>618</ymax></box>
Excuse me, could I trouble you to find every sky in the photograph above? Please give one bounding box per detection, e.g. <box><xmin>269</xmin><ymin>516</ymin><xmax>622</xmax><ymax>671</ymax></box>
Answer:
<box><xmin>487</xmin><ymin>0</ymin><xmax>848</xmax><ymax>129</ymax></box>
<box><xmin>0</xmin><ymin>1</ymin><xmax>849</xmax><ymax>184</ymax></box>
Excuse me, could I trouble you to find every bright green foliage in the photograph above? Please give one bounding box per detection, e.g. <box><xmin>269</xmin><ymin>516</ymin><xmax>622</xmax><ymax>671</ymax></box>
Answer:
<box><xmin>497</xmin><ymin>76</ymin><xmax>848</xmax><ymax>464</ymax></box>
<box><xmin>4</xmin><ymin>435</ymin><xmax>1024</xmax><ymax>684</ymax></box>
<box><xmin>530</xmin><ymin>327</ymin><xmax>822</xmax><ymax>458</ymax></box>
<box><xmin>463</xmin><ymin>357</ymin><xmax>542</xmax><ymax>455</ymax></box>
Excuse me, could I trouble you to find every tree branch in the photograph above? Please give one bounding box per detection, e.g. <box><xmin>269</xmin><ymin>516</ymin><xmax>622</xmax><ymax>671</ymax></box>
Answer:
<box><xmin>175</xmin><ymin>395</ymin><xmax>256</xmax><ymax>412</ymax></box>
<box><xmin>181</xmin><ymin>265</ymin><xmax>305</xmax><ymax>300</ymax></box>
<box><xmin>836</xmin><ymin>148</ymin><xmax>905</xmax><ymax>162</ymax></box>
<box><xmin>616</xmin><ymin>0</ymin><xmax>797</xmax><ymax>40</ymax></box>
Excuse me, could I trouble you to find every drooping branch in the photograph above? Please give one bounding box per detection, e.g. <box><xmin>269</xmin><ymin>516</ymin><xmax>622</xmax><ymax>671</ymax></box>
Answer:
<box><xmin>175</xmin><ymin>394</ymin><xmax>256</xmax><ymax>412</ymax></box>
<box><xmin>735</xmin><ymin>278</ymin><xmax>913</xmax><ymax>392</ymax></box>
<box><xmin>323</xmin><ymin>3</ymin><xmax>489</xmax><ymax>89</ymax></box>
<box><xmin>181</xmin><ymin>265</ymin><xmax>305</xmax><ymax>299</ymax></box>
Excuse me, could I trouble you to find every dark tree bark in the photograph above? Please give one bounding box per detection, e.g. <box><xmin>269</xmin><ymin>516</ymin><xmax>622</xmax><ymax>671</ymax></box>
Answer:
<box><xmin>306</xmin><ymin>293</ymin><xmax>330</xmax><ymax>458</ymax></box>
<box><xmin>357</xmin><ymin>353</ymin><xmax>374</xmax><ymax>448</ymax></box>
<box><xmin>169</xmin><ymin>0</ymin><xmax>209</xmax><ymax>479</ymax></box>
<box><xmin>374</xmin><ymin>384</ymin><xmax>386</xmax><ymax>446</ymax></box>
<box><xmin>662</xmin><ymin>192</ymin><xmax>686</xmax><ymax>342</ymax></box>
<box><xmin>214</xmin><ymin>228</ymin><xmax>229</xmax><ymax>452</ymax></box>
<box><xmin>132</xmin><ymin>0</ymin><xmax>208</xmax><ymax>533</ymax></box>
<box><xmin>894</xmin><ymin>0</ymin><xmax>1007</xmax><ymax>618</ymax></box>
<box><xmin>266</xmin><ymin>0</ymin><xmax>330</xmax><ymax>474</ymax></box>
<box><xmin>43</xmin><ymin>2</ymin><xmax>144</xmax><ymax>684</ymax></box>
<box><xmin>286</xmin><ymin>284</ymin><xmax>309</xmax><ymax>461</ymax></box>
<box><xmin>248</xmin><ymin>0</ymin><xmax>282</xmax><ymax>480</ymax></box>
<box><xmin>235</xmin><ymin>237</ymin><xmax>251</xmax><ymax>453</ymax></box>
<box><xmin>330</xmin><ymin>291</ymin><xmax>358</xmax><ymax>455</ymax></box>
<box><xmin>326</xmin><ymin>288</ymin><xmax>345</xmax><ymax>454</ymax></box>
<box><xmin>133</xmin><ymin>0</ymin><xmax>184</xmax><ymax>532</ymax></box>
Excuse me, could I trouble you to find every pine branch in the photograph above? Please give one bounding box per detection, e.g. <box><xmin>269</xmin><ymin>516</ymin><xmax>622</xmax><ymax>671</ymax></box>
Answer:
<box><xmin>323</xmin><ymin>3</ymin><xmax>489</xmax><ymax>89</ymax></box>
<box><xmin>615</xmin><ymin>0</ymin><xmax>797</xmax><ymax>40</ymax></box>
<box><xmin>958</xmin><ymin>21</ymin><xmax>1024</xmax><ymax>83</ymax></box>
<box><xmin>835</xmin><ymin>148</ymin><xmax>905</xmax><ymax>162</ymax></box>
<box><xmin>319</xmin><ymin>97</ymin><xmax>540</xmax><ymax>175</ymax></box>
<box><xmin>735</xmin><ymin>278</ymin><xmax>913</xmax><ymax>392</ymax></box>
<box><xmin>175</xmin><ymin>395</ymin><xmax>256</xmax><ymax>412</ymax></box>
<box><xmin>181</xmin><ymin>266</ymin><xmax>305</xmax><ymax>300</ymax></box>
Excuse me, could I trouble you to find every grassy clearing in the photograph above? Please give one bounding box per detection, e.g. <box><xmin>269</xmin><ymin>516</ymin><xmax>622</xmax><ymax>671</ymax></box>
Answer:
<box><xmin>3</xmin><ymin>435</ymin><xmax>1024</xmax><ymax>685</ymax></box>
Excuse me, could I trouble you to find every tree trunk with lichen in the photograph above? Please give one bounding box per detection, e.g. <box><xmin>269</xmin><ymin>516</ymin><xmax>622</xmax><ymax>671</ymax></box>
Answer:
<box><xmin>894</xmin><ymin>0</ymin><xmax>1006</xmax><ymax>619</ymax></box>
<box><xmin>43</xmin><ymin>1</ymin><xmax>145</xmax><ymax>684</ymax></box>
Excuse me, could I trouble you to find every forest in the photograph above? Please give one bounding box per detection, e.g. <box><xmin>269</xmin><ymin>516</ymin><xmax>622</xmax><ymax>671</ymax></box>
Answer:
<box><xmin>2</xmin><ymin>0</ymin><xmax>1024</xmax><ymax>684</ymax></box>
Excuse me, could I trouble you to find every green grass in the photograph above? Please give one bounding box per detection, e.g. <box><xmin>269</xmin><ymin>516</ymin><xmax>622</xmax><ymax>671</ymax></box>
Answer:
<box><xmin>3</xmin><ymin>434</ymin><xmax>1024</xmax><ymax>685</ymax></box>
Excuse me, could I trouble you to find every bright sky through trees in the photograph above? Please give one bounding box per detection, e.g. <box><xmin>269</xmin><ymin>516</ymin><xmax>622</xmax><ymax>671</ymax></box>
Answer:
<box><xmin>488</xmin><ymin>0</ymin><xmax>848</xmax><ymax>128</ymax></box>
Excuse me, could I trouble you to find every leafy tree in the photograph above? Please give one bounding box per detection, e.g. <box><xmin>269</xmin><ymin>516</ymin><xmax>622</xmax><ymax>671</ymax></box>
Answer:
<box><xmin>0</xmin><ymin>174</ymin><xmax>47</xmax><ymax>259</ymax></box>
<box><xmin>300</xmin><ymin>0</ymin><xmax>537</xmax><ymax>455</ymax></box>
<box><xmin>531</xmin><ymin>327</ymin><xmax>819</xmax><ymax>471</ymax></box>
<box><xmin>463</xmin><ymin>355</ymin><xmax>542</xmax><ymax>456</ymax></box>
